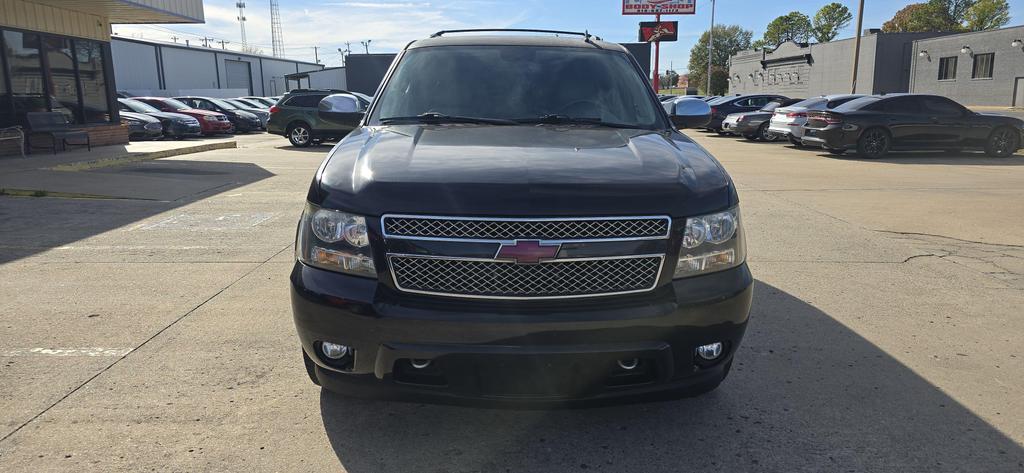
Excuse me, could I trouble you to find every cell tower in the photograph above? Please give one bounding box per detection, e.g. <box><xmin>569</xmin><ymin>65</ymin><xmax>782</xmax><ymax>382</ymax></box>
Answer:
<box><xmin>236</xmin><ymin>2</ymin><xmax>247</xmax><ymax>46</ymax></box>
<box><xmin>269</xmin><ymin>0</ymin><xmax>285</xmax><ymax>58</ymax></box>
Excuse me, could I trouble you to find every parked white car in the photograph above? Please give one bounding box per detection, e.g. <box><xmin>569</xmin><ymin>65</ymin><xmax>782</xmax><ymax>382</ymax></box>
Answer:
<box><xmin>769</xmin><ymin>94</ymin><xmax>863</xmax><ymax>146</ymax></box>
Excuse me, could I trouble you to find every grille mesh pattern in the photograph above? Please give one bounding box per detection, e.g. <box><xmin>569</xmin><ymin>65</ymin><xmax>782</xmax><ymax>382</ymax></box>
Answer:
<box><xmin>383</xmin><ymin>216</ymin><xmax>669</xmax><ymax>240</ymax></box>
<box><xmin>390</xmin><ymin>256</ymin><xmax>662</xmax><ymax>298</ymax></box>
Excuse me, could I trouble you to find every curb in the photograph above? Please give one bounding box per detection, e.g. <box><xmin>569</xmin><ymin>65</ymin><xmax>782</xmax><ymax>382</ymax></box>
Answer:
<box><xmin>47</xmin><ymin>141</ymin><xmax>238</xmax><ymax>172</ymax></box>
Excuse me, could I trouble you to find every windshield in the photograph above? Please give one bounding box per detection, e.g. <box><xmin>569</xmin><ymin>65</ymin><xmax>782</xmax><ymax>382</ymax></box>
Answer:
<box><xmin>122</xmin><ymin>99</ymin><xmax>160</xmax><ymax>113</ymax></box>
<box><xmin>371</xmin><ymin>45</ymin><xmax>664</xmax><ymax>129</ymax></box>
<box><xmin>759</xmin><ymin>102</ymin><xmax>784</xmax><ymax>112</ymax></box>
<box><xmin>227</xmin><ymin>99</ymin><xmax>252</xmax><ymax>108</ymax></box>
<box><xmin>160</xmin><ymin>98</ymin><xmax>192</xmax><ymax>110</ymax></box>
<box><xmin>210</xmin><ymin>98</ymin><xmax>238</xmax><ymax>110</ymax></box>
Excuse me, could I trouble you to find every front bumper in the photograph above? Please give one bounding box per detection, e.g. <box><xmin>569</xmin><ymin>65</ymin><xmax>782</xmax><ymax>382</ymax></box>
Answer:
<box><xmin>166</xmin><ymin>121</ymin><xmax>202</xmax><ymax>138</ymax></box>
<box><xmin>729</xmin><ymin>120</ymin><xmax>761</xmax><ymax>136</ymax></box>
<box><xmin>291</xmin><ymin>261</ymin><xmax>753</xmax><ymax>406</ymax></box>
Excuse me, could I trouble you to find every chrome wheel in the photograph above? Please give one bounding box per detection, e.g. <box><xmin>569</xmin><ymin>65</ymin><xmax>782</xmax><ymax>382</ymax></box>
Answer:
<box><xmin>758</xmin><ymin>123</ymin><xmax>776</xmax><ymax>141</ymax></box>
<box><xmin>289</xmin><ymin>125</ymin><xmax>311</xmax><ymax>147</ymax></box>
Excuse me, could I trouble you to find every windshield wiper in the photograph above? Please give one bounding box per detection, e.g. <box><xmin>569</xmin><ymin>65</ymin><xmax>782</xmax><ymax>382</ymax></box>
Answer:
<box><xmin>379</xmin><ymin>112</ymin><xmax>517</xmax><ymax>125</ymax></box>
<box><xmin>513</xmin><ymin>114</ymin><xmax>647</xmax><ymax>129</ymax></box>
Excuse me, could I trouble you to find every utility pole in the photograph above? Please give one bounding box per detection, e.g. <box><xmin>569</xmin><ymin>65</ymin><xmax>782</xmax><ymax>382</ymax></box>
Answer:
<box><xmin>236</xmin><ymin>2</ymin><xmax>247</xmax><ymax>46</ymax></box>
<box><xmin>850</xmin><ymin>0</ymin><xmax>865</xmax><ymax>93</ymax></box>
<box><xmin>339</xmin><ymin>43</ymin><xmax>351</xmax><ymax>66</ymax></box>
<box><xmin>313</xmin><ymin>46</ymin><xmax>320</xmax><ymax>64</ymax></box>
<box><xmin>201</xmin><ymin>37</ymin><xmax>214</xmax><ymax>48</ymax></box>
<box><xmin>170</xmin><ymin>36</ymin><xmax>179</xmax><ymax>43</ymax></box>
<box><xmin>706</xmin><ymin>0</ymin><xmax>716</xmax><ymax>95</ymax></box>
<box><xmin>361</xmin><ymin>40</ymin><xmax>371</xmax><ymax>54</ymax></box>
<box><xmin>217</xmin><ymin>39</ymin><xmax>230</xmax><ymax>50</ymax></box>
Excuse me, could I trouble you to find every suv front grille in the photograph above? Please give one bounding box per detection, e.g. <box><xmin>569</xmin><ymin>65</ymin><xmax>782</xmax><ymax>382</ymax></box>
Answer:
<box><xmin>388</xmin><ymin>255</ymin><xmax>663</xmax><ymax>300</ymax></box>
<box><xmin>382</xmin><ymin>215</ymin><xmax>670</xmax><ymax>241</ymax></box>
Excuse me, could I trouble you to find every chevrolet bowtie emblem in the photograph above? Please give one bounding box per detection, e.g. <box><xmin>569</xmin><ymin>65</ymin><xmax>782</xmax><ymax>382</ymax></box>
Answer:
<box><xmin>495</xmin><ymin>240</ymin><xmax>561</xmax><ymax>264</ymax></box>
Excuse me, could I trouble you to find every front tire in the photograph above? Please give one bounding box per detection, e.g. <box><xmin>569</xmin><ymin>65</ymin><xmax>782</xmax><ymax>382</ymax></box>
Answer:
<box><xmin>985</xmin><ymin>127</ymin><xmax>1019</xmax><ymax>158</ymax></box>
<box><xmin>788</xmin><ymin>135</ymin><xmax>803</xmax><ymax>147</ymax></box>
<box><xmin>856</xmin><ymin>127</ymin><xmax>891</xmax><ymax>159</ymax></box>
<box><xmin>758</xmin><ymin>123</ymin><xmax>777</xmax><ymax>141</ymax></box>
<box><xmin>288</xmin><ymin>123</ymin><xmax>312</xmax><ymax>147</ymax></box>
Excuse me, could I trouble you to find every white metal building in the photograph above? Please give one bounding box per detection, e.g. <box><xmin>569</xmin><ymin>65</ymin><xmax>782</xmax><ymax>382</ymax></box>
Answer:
<box><xmin>111</xmin><ymin>37</ymin><xmax>325</xmax><ymax>98</ymax></box>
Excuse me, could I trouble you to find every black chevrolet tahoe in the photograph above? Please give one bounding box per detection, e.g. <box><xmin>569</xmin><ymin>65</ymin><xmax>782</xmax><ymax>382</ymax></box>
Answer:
<box><xmin>290</xmin><ymin>30</ymin><xmax>753</xmax><ymax>407</ymax></box>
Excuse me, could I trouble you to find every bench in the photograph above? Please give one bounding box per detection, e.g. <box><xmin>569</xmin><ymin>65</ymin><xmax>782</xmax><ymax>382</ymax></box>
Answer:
<box><xmin>0</xmin><ymin>126</ymin><xmax>24</xmax><ymax>158</ymax></box>
<box><xmin>26</xmin><ymin>112</ymin><xmax>91</xmax><ymax>154</ymax></box>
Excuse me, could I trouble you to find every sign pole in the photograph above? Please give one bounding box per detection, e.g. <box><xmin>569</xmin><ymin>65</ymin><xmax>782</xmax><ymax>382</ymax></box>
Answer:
<box><xmin>652</xmin><ymin>13</ymin><xmax>661</xmax><ymax>92</ymax></box>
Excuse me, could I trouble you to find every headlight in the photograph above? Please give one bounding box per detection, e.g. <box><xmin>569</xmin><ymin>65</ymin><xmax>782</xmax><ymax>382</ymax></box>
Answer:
<box><xmin>203</xmin><ymin>116</ymin><xmax>219</xmax><ymax>122</ymax></box>
<box><xmin>674</xmin><ymin>206</ymin><xmax>745</xmax><ymax>278</ymax></box>
<box><xmin>125</xmin><ymin>119</ymin><xmax>142</xmax><ymax>125</ymax></box>
<box><xmin>296</xmin><ymin>203</ymin><xmax>376</xmax><ymax>278</ymax></box>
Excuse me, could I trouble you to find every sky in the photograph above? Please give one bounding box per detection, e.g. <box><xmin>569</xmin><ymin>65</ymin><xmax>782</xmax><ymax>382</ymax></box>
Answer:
<box><xmin>112</xmin><ymin>0</ymin><xmax>1024</xmax><ymax>73</ymax></box>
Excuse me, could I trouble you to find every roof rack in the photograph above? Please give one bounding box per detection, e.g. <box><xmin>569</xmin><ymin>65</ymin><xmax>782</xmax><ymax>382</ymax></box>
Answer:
<box><xmin>429</xmin><ymin>29</ymin><xmax>602</xmax><ymax>41</ymax></box>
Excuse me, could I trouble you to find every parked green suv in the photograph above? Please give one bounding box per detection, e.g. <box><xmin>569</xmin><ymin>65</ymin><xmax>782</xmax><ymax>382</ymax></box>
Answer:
<box><xmin>267</xmin><ymin>89</ymin><xmax>371</xmax><ymax>147</ymax></box>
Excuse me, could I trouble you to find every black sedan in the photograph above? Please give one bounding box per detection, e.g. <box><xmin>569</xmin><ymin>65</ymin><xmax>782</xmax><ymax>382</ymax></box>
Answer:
<box><xmin>801</xmin><ymin>94</ymin><xmax>1024</xmax><ymax>158</ymax></box>
<box><xmin>722</xmin><ymin>98</ymin><xmax>804</xmax><ymax>141</ymax></box>
<box><xmin>173</xmin><ymin>96</ymin><xmax>262</xmax><ymax>133</ymax></box>
<box><xmin>705</xmin><ymin>94</ymin><xmax>787</xmax><ymax>133</ymax></box>
<box><xmin>118</xmin><ymin>98</ymin><xmax>202</xmax><ymax>139</ymax></box>
<box><xmin>120</xmin><ymin>111</ymin><xmax>164</xmax><ymax>140</ymax></box>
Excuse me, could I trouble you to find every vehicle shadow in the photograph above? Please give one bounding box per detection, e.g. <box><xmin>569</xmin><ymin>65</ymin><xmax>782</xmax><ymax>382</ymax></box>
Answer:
<box><xmin>319</xmin><ymin>281</ymin><xmax>1024</xmax><ymax>472</ymax></box>
<box><xmin>808</xmin><ymin>149</ymin><xmax>1024</xmax><ymax>165</ymax></box>
<box><xmin>0</xmin><ymin>160</ymin><xmax>274</xmax><ymax>265</ymax></box>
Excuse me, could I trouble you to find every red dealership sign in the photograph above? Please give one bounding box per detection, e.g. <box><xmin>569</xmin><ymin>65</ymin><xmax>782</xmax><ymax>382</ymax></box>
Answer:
<box><xmin>622</xmin><ymin>0</ymin><xmax>696</xmax><ymax>15</ymax></box>
<box><xmin>639</xmin><ymin>21</ymin><xmax>678</xmax><ymax>42</ymax></box>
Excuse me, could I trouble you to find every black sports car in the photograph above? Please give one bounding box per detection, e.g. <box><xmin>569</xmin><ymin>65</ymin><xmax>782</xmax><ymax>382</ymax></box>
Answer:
<box><xmin>801</xmin><ymin>94</ymin><xmax>1024</xmax><ymax>158</ymax></box>
<box><xmin>705</xmin><ymin>94</ymin><xmax>787</xmax><ymax>133</ymax></box>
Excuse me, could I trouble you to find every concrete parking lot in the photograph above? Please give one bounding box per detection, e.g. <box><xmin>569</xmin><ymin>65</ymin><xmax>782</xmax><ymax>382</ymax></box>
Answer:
<box><xmin>0</xmin><ymin>132</ymin><xmax>1022</xmax><ymax>472</ymax></box>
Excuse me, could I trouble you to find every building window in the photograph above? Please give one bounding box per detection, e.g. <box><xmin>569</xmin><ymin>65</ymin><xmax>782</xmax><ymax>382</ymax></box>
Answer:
<box><xmin>937</xmin><ymin>56</ymin><xmax>957</xmax><ymax>80</ymax></box>
<box><xmin>0</xmin><ymin>28</ymin><xmax>113</xmax><ymax>127</ymax></box>
<box><xmin>971</xmin><ymin>53</ymin><xmax>994</xmax><ymax>79</ymax></box>
<box><xmin>2</xmin><ymin>31</ymin><xmax>47</xmax><ymax>126</ymax></box>
<box><xmin>75</xmin><ymin>40</ymin><xmax>111</xmax><ymax>123</ymax></box>
<box><xmin>43</xmin><ymin>36</ymin><xmax>81</xmax><ymax>124</ymax></box>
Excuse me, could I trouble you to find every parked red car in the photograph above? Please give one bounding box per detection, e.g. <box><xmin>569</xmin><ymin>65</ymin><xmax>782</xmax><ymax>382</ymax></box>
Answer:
<box><xmin>134</xmin><ymin>97</ymin><xmax>234</xmax><ymax>135</ymax></box>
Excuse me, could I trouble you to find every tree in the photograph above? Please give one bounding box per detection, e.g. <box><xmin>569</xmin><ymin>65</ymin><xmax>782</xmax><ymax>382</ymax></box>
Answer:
<box><xmin>750</xmin><ymin>39</ymin><xmax>769</xmax><ymax>51</ymax></box>
<box><xmin>963</xmin><ymin>0</ymin><xmax>1010</xmax><ymax>30</ymax></box>
<box><xmin>812</xmin><ymin>3</ymin><xmax>853</xmax><ymax>42</ymax></box>
<box><xmin>762</xmin><ymin>11</ymin><xmax>812</xmax><ymax>46</ymax></box>
<box><xmin>881</xmin><ymin>3</ymin><xmax>959</xmax><ymax>32</ymax></box>
<box><xmin>933</xmin><ymin>0</ymin><xmax>978</xmax><ymax>24</ymax></box>
<box><xmin>687</xmin><ymin>24</ymin><xmax>753</xmax><ymax>95</ymax></box>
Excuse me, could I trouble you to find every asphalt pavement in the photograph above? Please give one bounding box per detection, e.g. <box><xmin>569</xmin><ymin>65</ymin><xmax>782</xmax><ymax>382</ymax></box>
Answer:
<box><xmin>0</xmin><ymin>132</ymin><xmax>1022</xmax><ymax>472</ymax></box>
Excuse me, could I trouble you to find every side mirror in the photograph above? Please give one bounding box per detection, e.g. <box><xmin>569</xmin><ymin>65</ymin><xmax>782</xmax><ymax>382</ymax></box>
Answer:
<box><xmin>318</xmin><ymin>94</ymin><xmax>364</xmax><ymax>124</ymax></box>
<box><xmin>668</xmin><ymin>98</ymin><xmax>712</xmax><ymax>129</ymax></box>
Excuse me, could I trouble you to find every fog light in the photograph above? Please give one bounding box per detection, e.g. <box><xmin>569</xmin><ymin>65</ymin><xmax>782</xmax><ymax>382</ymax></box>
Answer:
<box><xmin>617</xmin><ymin>358</ymin><xmax>640</xmax><ymax>370</ymax></box>
<box><xmin>696</xmin><ymin>342</ymin><xmax>723</xmax><ymax>360</ymax></box>
<box><xmin>320</xmin><ymin>342</ymin><xmax>350</xmax><ymax>360</ymax></box>
<box><xmin>410</xmin><ymin>359</ymin><xmax>432</xmax><ymax>369</ymax></box>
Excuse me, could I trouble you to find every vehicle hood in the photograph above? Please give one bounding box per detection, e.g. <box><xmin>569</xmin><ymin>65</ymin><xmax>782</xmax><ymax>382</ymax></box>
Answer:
<box><xmin>120</xmin><ymin>111</ymin><xmax>160</xmax><ymax>123</ymax></box>
<box><xmin>315</xmin><ymin>125</ymin><xmax>734</xmax><ymax>217</ymax></box>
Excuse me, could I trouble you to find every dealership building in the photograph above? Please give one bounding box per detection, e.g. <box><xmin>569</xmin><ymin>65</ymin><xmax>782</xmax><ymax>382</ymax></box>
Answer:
<box><xmin>908</xmin><ymin>25</ymin><xmax>1024</xmax><ymax>107</ymax></box>
<box><xmin>728</xmin><ymin>31</ymin><xmax>946</xmax><ymax>97</ymax></box>
<box><xmin>0</xmin><ymin>0</ymin><xmax>206</xmax><ymax>154</ymax></box>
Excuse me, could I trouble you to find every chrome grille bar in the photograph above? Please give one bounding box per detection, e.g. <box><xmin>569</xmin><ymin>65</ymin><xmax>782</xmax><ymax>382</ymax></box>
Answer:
<box><xmin>382</xmin><ymin>214</ymin><xmax>671</xmax><ymax>242</ymax></box>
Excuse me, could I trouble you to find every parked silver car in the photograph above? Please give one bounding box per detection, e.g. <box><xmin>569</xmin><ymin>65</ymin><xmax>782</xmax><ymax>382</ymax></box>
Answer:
<box><xmin>768</xmin><ymin>94</ymin><xmax>863</xmax><ymax>146</ymax></box>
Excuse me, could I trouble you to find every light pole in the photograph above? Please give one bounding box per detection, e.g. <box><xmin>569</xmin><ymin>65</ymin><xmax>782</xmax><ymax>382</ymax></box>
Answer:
<box><xmin>361</xmin><ymin>40</ymin><xmax>372</xmax><ymax>54</ymax></box>
<box><xmin>706</xmin><ymin>0</ymin><xmax>716</xmax><ymax>95</ymax></box>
